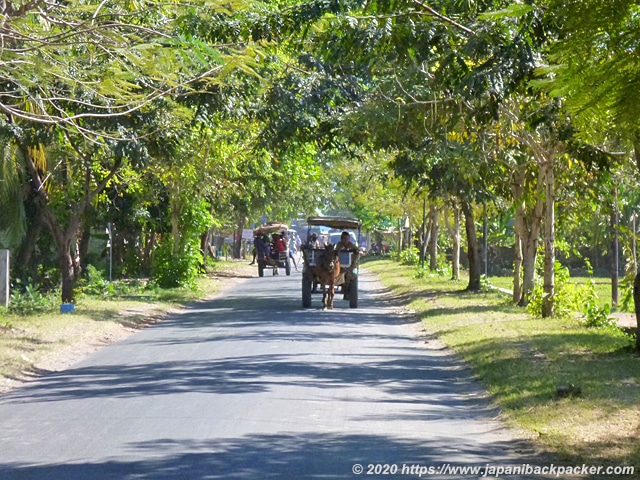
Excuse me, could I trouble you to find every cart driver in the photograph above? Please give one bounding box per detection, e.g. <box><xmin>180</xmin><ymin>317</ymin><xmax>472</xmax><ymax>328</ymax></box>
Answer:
<box><xmin>337</xmin><ymin>231</ymin><xmax>359</xmax><ymax>300</ymax></box>
<box><xmin>307</xmin><ymin>233</ymin><xmax>319</xmax><ymax>249</ymax></box>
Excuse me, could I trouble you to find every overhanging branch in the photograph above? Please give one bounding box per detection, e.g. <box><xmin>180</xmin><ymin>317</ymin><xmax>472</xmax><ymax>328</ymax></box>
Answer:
<box><xmin>412</xmin><ymin>1</ymin><xmax>475</xmax><ymax>35</ymax></box>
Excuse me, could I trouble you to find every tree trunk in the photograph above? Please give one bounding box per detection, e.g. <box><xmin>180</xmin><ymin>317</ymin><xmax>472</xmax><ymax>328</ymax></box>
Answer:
<box><xmin>428</xmin><ymin>207</ymin><xmax>440</xmax><ymax>271</ymax></box>
<box><xmin>451</xmin><ymin>205</ymin><xmax>461</xmax><ymax>281</ymax></box>
<box><xmin>520</xmin><ymin>240</ymin><xmax>537</xmax><ymax>306</ymax></box>
<box><xmin>611</xmin><ymin>187</ymin><xmax>619</xmax><ymax>307</ymax></box>
<box><xmin>233</xmin><ymin>216</ymin><xmax>245</xmax><ymax>259</ymax></box>
<box><xmin>41</xmin><ymin>207</ymin><xmax>77</xmax><ymax>303</ymax></box>
<box><xmin>420</xmin><ymin>197</ymin><xmax>427</xmax><ymax>268</ymax></box>
<box><xmin>422</xmin><ymin>216</ymin><xmax>432</xmax><ymax>269</ymax></box>
<box><xmin>142</xmin><ymin>230</ymin><xmax>156</xmax><ymax>276</ymax></box>
<box><xmin>632</xmin><ymin>136</ymin><xmax>640</xmax><ymax>352</ymax></box>
<box><xmin>513</xmin><ymin>233</ymin><xmax>523</xmax><ymax>304</ymax></box>
<box><xmin>462</xmin><ymin>200</ymin><xmax>481</xmax><ymax>291</ymax></box>
<box><xmin>112</xmin><ymin>224</ymin><xmax>126</xmax><ymax>272</ymax></box>
<box><xmin>39</xmin><ymin>205</ymin><xmax>75</xmax><ymax>302</ymax></box>
<box><xmin>77</xmin><ymin>215</ymin><xmax>92</xmax><ymax>277</ymax></box>
<box><xmin>634</xmin><ymin>273</ymin><xmax>640</xmax><ymax>352</ymax></box>
<box><xmin>59</xmin><ymin>243</ymin><xmax>75</xmax><ymax>303</ymax></box>
<box><xmin>397</xmin><ymin>219</ymin><xmax>403</xmax><ymax>258</ymax></box>
<box><xmin>201</xmin><ymin>229</ymin><xmax>213</xmax><ymax>268</ymax></box>
<box><xmin>512</xmin><ymin>165</ymin><xmax>544</xmax><ymax>306</ymax></box>
<box><xmin>170</xmin><ymin>203</ymin><xmax>182</xmax><ymax>255</ymax></box>
<box><xmin>14</xmin><ymin>206</ymin><xmax>43</xmax><ymax>276</ymax></box>
<box><xmin>19</xmin><ymin>141</ymin><xmax>123</xmax><ymax>303</ymax></box>
<box><xmin>541</xmin><ymin>159</ymin><xmax>555</xmax><ymax>318</ymax></box>
<box><xmin>482</xmin><ymin>202</ymin><xmax>488</xmax><ymax>278</ymax></box>
<box><xmin>444</xmin><ymin>202</ymin><xmax>461</xmax><ymax>280</ymax></box>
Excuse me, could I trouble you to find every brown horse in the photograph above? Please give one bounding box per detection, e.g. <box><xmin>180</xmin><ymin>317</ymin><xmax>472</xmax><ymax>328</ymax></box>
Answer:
<box><xmin>315</xmin><ymin>243</ymin><xmax>341</xmax><ymax>309</ymax></box>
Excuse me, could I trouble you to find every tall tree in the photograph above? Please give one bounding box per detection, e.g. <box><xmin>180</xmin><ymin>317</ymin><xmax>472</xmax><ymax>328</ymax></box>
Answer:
<box><xmin>538</xmin><ymin>0</ymin><xmax>640</xmax><ymax>345</ymax></box>
<box><xmin>0</xmin><ymin>0</ymin><xmax>275</xmax><ymax>300</ymax></box>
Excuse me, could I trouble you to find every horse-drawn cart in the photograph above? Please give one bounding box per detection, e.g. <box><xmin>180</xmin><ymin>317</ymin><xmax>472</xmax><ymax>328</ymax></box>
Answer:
<box><xmin>301</xmin><ymin>216</ymin><xmax>361</xmax><ymax>309</ymax></box>
<box><xmin>255</xmin><ymin>222</ymin><xmax>291</xmax><ymax>277</ymax></box>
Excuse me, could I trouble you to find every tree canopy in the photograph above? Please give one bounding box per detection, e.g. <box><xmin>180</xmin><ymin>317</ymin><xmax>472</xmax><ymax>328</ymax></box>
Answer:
<box><xmin>1</xmin><ymin>0</ymin><xmax>640</xmax><ymax>335</ymax></box>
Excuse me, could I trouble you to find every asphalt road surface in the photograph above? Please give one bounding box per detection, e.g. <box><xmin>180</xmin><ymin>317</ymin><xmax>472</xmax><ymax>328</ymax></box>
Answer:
<box><xmin>0</xmin><ymin>270</ymin><xmax>550</xmax><ymax>479</ymax></box>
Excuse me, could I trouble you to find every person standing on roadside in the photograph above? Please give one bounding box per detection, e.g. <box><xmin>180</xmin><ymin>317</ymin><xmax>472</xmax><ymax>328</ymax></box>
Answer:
<box><xmin>288</xmin><ymin>233</ymin><xmax>299</xmax><ymax>272</ymax></box>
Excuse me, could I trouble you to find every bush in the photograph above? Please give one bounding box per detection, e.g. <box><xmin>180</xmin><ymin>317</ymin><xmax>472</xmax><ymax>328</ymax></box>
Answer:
<box><xmin>619</xmin><ymin>270</ymin><xmax>635</xmax><ymax>313</ymax></box>
<box><xmin>77</xmin><ymin>265</ymin><xmax>114</xmax><ymax>298</ymax></box>
<box><xmin>151</xmin><ymin>239</ymin><xmax>202</xmax><ymax>289</ymax></box>
<box><xmin>9</xmin><ymin>283</ymin><xmax>58</xmax><ymax>315</ymax></box>
<box><xmin>527</xmin><ymin>261</ymin><xmax>582</xmax><ymax>318</ymax></box>
<box><xmin>580</xmin><ymin>279</ymin><xmax>618</xmax><ymax>330</ymax></box>
<box><xmin>399</xmin><ymin>246</ymin><xmax>419</xmax><ymax>266</ymax></box>
<box><xmin>415</xmin><ymin>263</ymin><xmax>453</xmax><ymax>280</ymax></box>
<box><xmin>527</xmin><ymin>262</ymin><xmax>619</xmax><ymax>329</ymax></box>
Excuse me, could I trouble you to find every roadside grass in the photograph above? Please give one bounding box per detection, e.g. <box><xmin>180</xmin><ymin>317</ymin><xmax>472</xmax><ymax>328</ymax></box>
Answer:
<box><xmin>363</xmin><ymin>258</ymin><xmax>640</xmax><ymax>468</ymax></box>
<box><xmin>0</xmin><ymin>260</ymin><xmax>244</xmax><ymax>390</ymax></box>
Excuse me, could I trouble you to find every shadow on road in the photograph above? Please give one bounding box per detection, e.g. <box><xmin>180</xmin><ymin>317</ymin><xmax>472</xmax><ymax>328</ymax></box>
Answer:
<box><xmin>1</xmin><ymin>432</ymin><xmax>543</xmax><ymax>480</ymax></box>
<box><xmin>2</xmin><ymin>275</ymin><xmax>482</xmax><ymax>410</ymax></box>
<box><xmin>0</xmin><ymin>272</ymin><xmax>567</xmax><ymax>479</ymax></box>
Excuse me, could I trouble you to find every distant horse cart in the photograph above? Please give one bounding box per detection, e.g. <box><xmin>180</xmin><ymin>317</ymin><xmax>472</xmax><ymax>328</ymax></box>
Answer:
<box><xmin>301</xmin><ymin>216</ymin><xmax>361</xmax><ymax>309</ymax></box>
<box><xmin>255</xmin><ymin>222</ymin><xmax>291</xmax><ymax>277</ymax></box>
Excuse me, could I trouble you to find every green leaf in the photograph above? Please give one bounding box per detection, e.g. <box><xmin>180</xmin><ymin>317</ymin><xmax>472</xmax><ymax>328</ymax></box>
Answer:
<box><xmin>479</xmin><ymin>4</ymin><xmax>534</xmax><ymax>21</ymax></box>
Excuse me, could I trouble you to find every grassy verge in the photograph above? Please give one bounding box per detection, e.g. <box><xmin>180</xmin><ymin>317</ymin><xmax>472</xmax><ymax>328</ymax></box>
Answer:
<box><xmin>364</xmin><ymin>257</ymin><xmax>640</xmax><ymax>468</ymax></box>
<box><xmin>0</xmin><ymin>260</ymin><xmax>249</xmax><ymax>392</ymax></box>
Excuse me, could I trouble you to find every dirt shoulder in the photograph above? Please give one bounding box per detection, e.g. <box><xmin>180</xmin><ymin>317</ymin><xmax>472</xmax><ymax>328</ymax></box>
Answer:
<box><xmin>0</xmin><ymin>261</ymin><xmax>256</xmax><ymax>395</ymax></box>
<box><xmin>0</xmin><ymin>302</ymin><xmax>166</xmax><ymax>394</ymax></box>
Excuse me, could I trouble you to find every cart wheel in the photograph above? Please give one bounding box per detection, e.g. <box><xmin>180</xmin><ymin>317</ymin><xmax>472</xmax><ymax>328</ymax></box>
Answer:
<box><xmin>302</xmin><ymin>278</ymin><xmax>312</xmax><ymax>308</ymax></box>
<box><xmin>349</xmin><ymin>277</ymin><xmax>358</xmax><ymax>308</ymax></box>
<box><xmin>258</xmin><ymin>263</ymin><xmax>264</xmax><ymax>277</ymax></box>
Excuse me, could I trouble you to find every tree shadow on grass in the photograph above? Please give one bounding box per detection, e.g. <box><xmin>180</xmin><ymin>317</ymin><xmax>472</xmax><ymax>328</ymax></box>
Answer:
<box><xmin>72</xmin><ymin>307</ymin><xmax>123</xmax><ymax>322</ymax></box>
<box><xmin>421</xmin><ymin>304</ymin><xmax>509</xmax><ymax>319</ymax></box>
<box><xmin>451</xmin><ymin>330</ymin><xmax>639</xmax><ymax>410</ymax></box>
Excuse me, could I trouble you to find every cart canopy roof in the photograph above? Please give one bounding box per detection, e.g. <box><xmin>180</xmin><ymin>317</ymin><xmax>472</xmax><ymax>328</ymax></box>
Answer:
<box><xmin>254</xmin><ymin>222</ymin><xmax>288</xmax><ymax>235</ymax></box>
<box><xmin>306</xmin><ymin>216</ymin><xmax>361</xmax><ymax>230</ymax></box>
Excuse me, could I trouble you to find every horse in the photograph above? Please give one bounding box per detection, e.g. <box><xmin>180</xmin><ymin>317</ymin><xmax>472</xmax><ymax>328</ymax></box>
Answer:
<box><xmin>315</xmin><ymin>243</ymin><xmax>341</xmax><ymax>309</ymax></box>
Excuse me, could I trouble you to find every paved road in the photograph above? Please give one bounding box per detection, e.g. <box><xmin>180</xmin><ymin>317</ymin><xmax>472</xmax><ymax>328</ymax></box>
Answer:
<box><xmin>0</xmin><ymin>271</ymin><xmax>547</xmax><ymax>479</ymax></box>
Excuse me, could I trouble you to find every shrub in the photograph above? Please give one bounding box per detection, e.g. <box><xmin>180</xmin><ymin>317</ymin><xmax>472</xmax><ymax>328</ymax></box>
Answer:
<box><xmin>9</xmin><ymin>283</ymin><xmax>58</xmax><ymax>315</ymax></box>
<box><xmin>527</xmin><ymin>261</ymin><xmax>582</xmax><ymax>318</ymax></box>
<box><xmin>0</xmin><ymin>306</ymin><xmax>11</xmax><ymax>326</ymax></box>
<box><xmin>580</xmin><ymin>279</ymin><xmax>618</xmax><ymax>330</ymax></box>
<box><xmin>151</xmin><ymin>239</ymin><xmax>201</xmax><ymax>289</ymax></box>
<box><xmin>77</xmin><ymin>265</ymin><xmax>114</xmax><ymax>297</ymax></box>
<box><xmin>399</xmin><ymin>246</ymin><xmax>419</xmax><ymax>266</ymax></box>
<box><xmin>619</xmin><ymin>270</ymin><xmax>635</xmax><ymax>313</ymax></box>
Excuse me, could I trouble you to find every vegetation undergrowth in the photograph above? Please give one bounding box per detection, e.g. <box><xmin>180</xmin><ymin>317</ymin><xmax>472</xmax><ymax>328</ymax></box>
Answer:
<box><xmin>363</xmin><ymin>257</ymin><xmax>640</xmax><ymax>468</ymax></box>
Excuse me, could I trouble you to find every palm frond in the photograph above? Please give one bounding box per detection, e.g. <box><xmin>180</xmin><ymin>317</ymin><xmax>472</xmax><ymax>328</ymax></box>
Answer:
<box><xmin>0</xmin><ymin>144</ymin><xmax>27</xmax><ymax>249</ymax></box>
